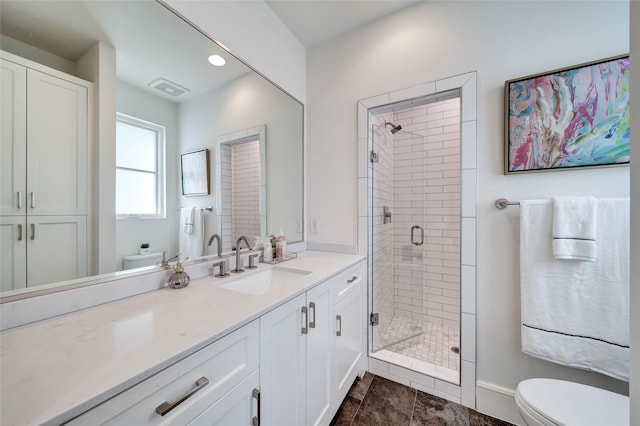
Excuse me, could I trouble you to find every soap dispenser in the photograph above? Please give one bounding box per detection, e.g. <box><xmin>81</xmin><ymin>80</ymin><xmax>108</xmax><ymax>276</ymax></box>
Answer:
<box><xmin>167</xmin><ymin>257</ymin><xmax>190</xmax><ymax>289</ymax></box>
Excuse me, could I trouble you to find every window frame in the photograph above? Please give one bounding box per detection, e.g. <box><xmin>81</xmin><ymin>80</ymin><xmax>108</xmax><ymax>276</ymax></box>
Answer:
<box><xmin>115</xmin><ymin>112</ymin><xmax>166</xmax><ymax>219</ymax></box>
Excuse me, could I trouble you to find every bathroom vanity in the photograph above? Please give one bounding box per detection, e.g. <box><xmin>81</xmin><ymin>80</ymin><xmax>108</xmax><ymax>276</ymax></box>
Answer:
<box><xmin>0</xmin><ymin>251</ymin><xmax>366</xmax><ymax>425</ymax></box>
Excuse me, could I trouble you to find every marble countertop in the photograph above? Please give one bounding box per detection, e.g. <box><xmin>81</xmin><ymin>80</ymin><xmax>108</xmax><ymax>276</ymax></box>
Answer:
<box><xmin>0</xmin><ymin>250</ymin><xmax>364</xmax><ymax>425</ymax></box>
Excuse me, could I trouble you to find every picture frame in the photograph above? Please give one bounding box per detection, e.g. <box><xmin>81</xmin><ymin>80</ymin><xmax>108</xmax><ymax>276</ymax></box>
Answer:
<box><xmin>504</xmin><ymin>55</ymin><xmax>630</xmax><ymax>174</ymax></box>
<box><xmin>181</xmin><ymin>149</ymin><xmax>210</xmax><ymax>195</ymax></box>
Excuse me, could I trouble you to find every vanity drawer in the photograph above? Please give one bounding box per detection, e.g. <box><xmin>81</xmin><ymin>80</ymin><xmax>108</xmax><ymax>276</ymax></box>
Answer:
<box><xmin>68</xmin><ymin>320</ymin><xmax>259</xmax><ymax>425</ymax></box>
<box><xmin>334</xmin><ymin>261</ymin><xmax>365</xmax><ymax>302</ymax></box>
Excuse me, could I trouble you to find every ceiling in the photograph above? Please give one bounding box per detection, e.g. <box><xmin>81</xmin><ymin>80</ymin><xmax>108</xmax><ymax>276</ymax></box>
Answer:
<box><xmin>265</xmin><ymin>0</ymin><xmax>422</xmax><ymax>48</ymax></box>
<box><xmin>0</xmin><ymin>1</ymin><xmax>250</xmax><ymax>102</ymax></box>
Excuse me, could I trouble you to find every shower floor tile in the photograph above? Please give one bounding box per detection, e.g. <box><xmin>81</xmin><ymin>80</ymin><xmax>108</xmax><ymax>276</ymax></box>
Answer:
<box><xmin>376</xmin><ymin>314</ymin><xmax>460</xmax><ymax>372</ymax></box>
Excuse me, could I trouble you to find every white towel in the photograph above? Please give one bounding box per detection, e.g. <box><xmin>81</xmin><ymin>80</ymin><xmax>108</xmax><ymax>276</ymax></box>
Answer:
<box><xmin>181</xmin><ymin>207</ymin><xmax>194</xmax><ymax>234</ymax></box>
<box><xmin>552</xmin><ymin>196</ymin><xmax>597</xmax><ymax>261</ymax></box>
<box><xmin>520</xmin><ymin>198</ymin><xmax>629</xmax><ymax>381</ymax></box>
<box><xmin>179</xmin><ymin>208</ymin><xmax>204</xmax><ymax>259</ymax></box>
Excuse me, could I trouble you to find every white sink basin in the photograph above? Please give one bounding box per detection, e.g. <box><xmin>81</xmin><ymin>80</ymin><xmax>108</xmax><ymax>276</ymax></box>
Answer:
<box><xmin>217</xmin><ymin>267</ymin><xmax>311</xmax><ymax>296</ymax></box>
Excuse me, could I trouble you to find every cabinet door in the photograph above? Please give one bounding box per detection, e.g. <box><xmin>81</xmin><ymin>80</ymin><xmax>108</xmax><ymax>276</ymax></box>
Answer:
<box><xmin>0</xmin><ymin>59</ymin><xmax>27</xmax><ymax>216</ymax></box>
<box><xmin>27</xmin><ymin>216</ymin><xmax>86</xmax><ymax>287</ymax></box>
<box><xmin>259</xmin><ymin>293</ymin><xmax>306</xmax><ymax>426</ymax></box>
<box><xmin>306</xmin><ymin>280</ymin><xmax>334</xmax><ymax>426</ymax></box>
<box><xmin>0</xmin><ymin>216</ymin><xmax>26</xmax><ymax>291</ymax></box>
<box><xmin>26</xmin><ymin>69</ymin><xmax>87</xmax><ymax>216</ymax></box>
<box><xmin>334</xmin><ymin>281</ymin><xmax>365</xmax><ymax>407</ymax></box>
<box><xmin>188</xmin><ymin>370</ymin><xmax>259</xmax><ymax>426</ymax></box>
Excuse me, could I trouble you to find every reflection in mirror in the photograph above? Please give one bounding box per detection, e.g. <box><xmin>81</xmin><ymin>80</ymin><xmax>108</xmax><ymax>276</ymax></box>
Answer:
<box><xmin>0</xmin><ymin>0</ymin><xmax>303</xmax><ymax>298</ymax></box>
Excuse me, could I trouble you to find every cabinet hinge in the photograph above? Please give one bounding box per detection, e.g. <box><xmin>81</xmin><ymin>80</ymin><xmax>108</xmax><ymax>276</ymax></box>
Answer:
<box><xmin>370</xmin><ymin>312</ymin><xmax>379</xmax><ymax>326</ymax></box>
<box><xmin>370</xmin><ymin>150</ymin><xmax>379</xmax><ymax>163</ymax></box>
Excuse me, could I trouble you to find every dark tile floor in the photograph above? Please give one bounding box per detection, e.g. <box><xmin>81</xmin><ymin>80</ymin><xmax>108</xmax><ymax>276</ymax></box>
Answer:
<box><xmin>331</xmin><ymin>373</ymin><xmax>515</xmax><ymax>426</ymax></box>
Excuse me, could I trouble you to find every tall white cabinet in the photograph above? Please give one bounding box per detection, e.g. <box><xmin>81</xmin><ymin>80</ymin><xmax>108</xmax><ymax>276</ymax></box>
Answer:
<box><xmin>0</xmin><ymin>53</ymin><xmax>90</xmax><ymax>291</ymax></box>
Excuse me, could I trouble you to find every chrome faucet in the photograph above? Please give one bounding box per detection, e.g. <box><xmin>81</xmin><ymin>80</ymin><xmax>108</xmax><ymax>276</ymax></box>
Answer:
<box><xmin>207</xmin><ymin>233</ymin><xmax>223</xmax><ymax>257</ymax></box>
<box><xmin>233</xmin><ymin>235</ymin><xmax>253</xmax><ymax>273</ymax></box>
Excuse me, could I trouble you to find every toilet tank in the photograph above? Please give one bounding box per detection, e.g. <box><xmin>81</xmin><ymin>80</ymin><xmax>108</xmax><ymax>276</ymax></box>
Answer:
<box><xmin>123</xmin><ymin>252</ymin><xmax>163</xmax><ymax>270</ymax></box>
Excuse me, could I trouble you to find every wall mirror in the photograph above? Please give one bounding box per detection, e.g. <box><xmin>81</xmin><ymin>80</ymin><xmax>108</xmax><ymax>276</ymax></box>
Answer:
<box><xmin>0</xmin><ymin>0</ymin><xmax>304</xmax><ymax>298</ymax></box>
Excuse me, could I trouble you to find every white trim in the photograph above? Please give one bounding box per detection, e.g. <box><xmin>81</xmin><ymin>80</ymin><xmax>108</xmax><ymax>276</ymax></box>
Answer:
<box><xmin>115</xmin><ymin>113</ymin><xmax>166</xmax><ymax>219</ymax></box>
<box><xmin>476</xmin><ymin>381</ymin><xmax>524</xmax><ymax>425</ymax></box>
<box><xmin>358</xmin><ymin>71</ymin><xmax>478</xmax><ymax>408</ymax></box>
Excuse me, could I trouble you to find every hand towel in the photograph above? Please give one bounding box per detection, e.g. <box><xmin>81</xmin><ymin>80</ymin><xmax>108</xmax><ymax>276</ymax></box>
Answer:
<box><xmin>179</xmin><ymin>208</ymin><xmax>204</xmax><ymax>259</ymax></box>
<box><xmin>181</xmin><ymin>207</ymin><xmax>194</xmax><ymax>234</ymax></box>
<box><xmin>552</xmin><ymin>196</ymin><xmax>597</xmax><ymax>261</ymax></box>
<box><xmin>520</xmin><ymin>198</ymin><xmax>629</xmax><ymax>381</ymax></box>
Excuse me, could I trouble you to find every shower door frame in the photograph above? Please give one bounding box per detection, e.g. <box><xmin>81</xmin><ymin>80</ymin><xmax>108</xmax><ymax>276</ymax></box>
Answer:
<box><xmin>356</xmin><ymin>72</ymin><xmax>478</xmax><ymax>407</ymax></box>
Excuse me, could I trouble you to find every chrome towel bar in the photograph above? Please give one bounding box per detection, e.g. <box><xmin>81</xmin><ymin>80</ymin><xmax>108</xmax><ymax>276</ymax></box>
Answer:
<box><xmin>495</xmin><ymin>198</ymin><xmax>520</xmax><ymax>209</ymax></box>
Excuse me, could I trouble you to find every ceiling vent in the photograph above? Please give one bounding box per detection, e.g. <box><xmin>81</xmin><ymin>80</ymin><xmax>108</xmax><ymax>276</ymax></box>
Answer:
<box><xmin>148</xmin><ymin>78</ymin><xmax>190</xmax><ymax>97</ymax></box>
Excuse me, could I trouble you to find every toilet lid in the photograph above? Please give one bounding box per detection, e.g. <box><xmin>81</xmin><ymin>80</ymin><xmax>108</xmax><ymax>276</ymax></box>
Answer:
<box><xmin>516</xmin><ymin>379</ymin><xmax>629</xmax><ymax>426</ymax></box>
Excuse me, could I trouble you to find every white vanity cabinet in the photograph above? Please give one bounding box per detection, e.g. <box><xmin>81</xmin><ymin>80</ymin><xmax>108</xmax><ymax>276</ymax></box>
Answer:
<box><xmin>333</xmin><ymin>261</ymin><xmax>366</xmax><ymax>407</ymax></box>
<box><xmin>67</xmin><ymin>320</ymin><xmax>260</xmax><ymax>426</ymax></box>
<box><xmin>259</xmin><ymin>278</ymin><xmax>335</xmax><ymax>426</ymax></box>
<box><xmin>0</xmin><ymin>53</ymin><xmax>89</xmax><ymax>291</ymax></box>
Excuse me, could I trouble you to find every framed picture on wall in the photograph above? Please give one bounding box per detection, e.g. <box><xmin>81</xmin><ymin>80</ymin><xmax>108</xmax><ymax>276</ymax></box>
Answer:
<box><xmin>181</xmin><ymin>149</ymin><xmax>210</xmax><ymax>195</ymax></box>
<box><xmin>504</xmin><ymin>55</ymin><xmax>630</xmax><ymax>174</ymax></box>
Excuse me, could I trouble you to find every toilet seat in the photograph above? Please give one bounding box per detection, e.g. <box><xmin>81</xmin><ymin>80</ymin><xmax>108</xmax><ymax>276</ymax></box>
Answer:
<box><xmin>515</xmin><ymin>379</ymin><xmax>629</xmax><ymax>426</ymax></box>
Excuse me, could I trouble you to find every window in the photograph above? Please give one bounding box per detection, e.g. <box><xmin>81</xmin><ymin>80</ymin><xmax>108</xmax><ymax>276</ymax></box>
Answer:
<box><xmin>116</xmin><ymin>113</ymin><xmax>166</xmax><ymax>218</ymax></box>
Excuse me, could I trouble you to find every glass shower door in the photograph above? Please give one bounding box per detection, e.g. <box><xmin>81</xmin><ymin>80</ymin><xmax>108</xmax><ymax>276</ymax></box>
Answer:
<box><xmin>369</xmin><ymin>123</ymin><xmax>424</xmax><ymax>353</ymax></box>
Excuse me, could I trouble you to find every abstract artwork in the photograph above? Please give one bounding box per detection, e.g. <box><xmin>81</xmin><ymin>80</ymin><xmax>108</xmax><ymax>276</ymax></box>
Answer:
<box><xmin>181</xmin><ymin>149</ymin><xmax>210</xmax><ymax>195</ymax></box>
<box><xmin>505</xmin><ymin>55</ymin><xmax>630</xmax><ymax>174</ymax></box>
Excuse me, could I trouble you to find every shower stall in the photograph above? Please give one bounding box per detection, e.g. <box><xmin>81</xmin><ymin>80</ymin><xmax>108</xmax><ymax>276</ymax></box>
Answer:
<box><xmin>368</xmin><ymin>91</ymin><xmax>462</xmax><ymax>384</ymax></box>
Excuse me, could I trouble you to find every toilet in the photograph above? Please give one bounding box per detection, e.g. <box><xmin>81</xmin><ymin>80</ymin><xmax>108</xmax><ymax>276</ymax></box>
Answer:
<box><xmin>515</xmin><ymin>379</ymin><xmax>629</xmax><ymax>426</ymax></box>
<box><xmin>123</xmin><ymin>252</ymin><xmax>163</xmax><ymax>270</ymax></box>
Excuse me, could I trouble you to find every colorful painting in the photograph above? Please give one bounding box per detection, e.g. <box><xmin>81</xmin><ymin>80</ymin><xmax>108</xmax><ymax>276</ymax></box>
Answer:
<box><xmin>181</xmin><ymin>149</ymin><xmax>210</xmax><ymax>195</ymax></box>
<box><xmin>505</xmin><ymin>55</ymin><xmax>630</xmax><ymax>173</ymax></box>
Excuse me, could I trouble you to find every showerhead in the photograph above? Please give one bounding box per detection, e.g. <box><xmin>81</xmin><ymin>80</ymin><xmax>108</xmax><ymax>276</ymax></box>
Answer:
<box><xmin>385</xmin><ymin>121</ymin><xmax>402</xmax><ymax>134</ymax></box>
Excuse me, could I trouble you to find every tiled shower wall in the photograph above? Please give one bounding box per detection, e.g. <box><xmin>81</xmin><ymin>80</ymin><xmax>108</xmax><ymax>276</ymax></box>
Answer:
<box><xmin>371</xmin><ymin>97</ymin><xmax>461</xmax><ymax>331</ymax></box>
<box><xmin>394</xmin><ymin>98</ymin><xmax>461</xmax><ymax>329</ymax></box>
<box><xmin>231</xmin><ymin>140</ymin><xmax>261</xmax><ymax>244</ymax></box>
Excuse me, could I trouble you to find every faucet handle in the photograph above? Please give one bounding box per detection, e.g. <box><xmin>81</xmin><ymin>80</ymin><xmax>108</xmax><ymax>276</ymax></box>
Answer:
<box><xmin>212</xmin><ymin>259</ymin><xmax>229</xmax><ymax>278</ymax></box>
<box><xmin>247</xmin><ymin>253</ymin><xmax>259</xmax><ymax>269</ymax></box>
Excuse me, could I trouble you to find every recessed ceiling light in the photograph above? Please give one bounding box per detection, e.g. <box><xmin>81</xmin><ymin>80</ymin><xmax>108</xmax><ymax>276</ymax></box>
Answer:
<box><xmin>208</xmin><ymin>54</ymin><xmax>225</xmax><ymax>67</ymax></box>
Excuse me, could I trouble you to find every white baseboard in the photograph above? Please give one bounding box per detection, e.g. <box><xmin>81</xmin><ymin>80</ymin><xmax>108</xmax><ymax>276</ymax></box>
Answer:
<box><xmin>475</xmin><ymin>381</ymin><xmax>524</xmax><ymax>425</ymax></box>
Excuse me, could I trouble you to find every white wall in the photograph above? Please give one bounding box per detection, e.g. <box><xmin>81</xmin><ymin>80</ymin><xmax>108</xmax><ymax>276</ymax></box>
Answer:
<box><xmin>629</xmin><ymin>1</ymin><xmax>639</xmax><ymax>423</ymax></box>
<box><xmin>165</xmin><ymin>0</ymin><xmax>306</xmax><ymax>104</ymax></box>
<box><xmin>307</xmin><ymin>0</ymin><xmax>630</xmax><ymax>420</ymax></box>
<box><xmin>115</xmin><ymin>81</ymin><xmax>180</xmax><ymax>269</ymax></box>
<box><xmin>76</xmin><ymin>42</ymin><xmax>117</xmax><ymax>275</ymax></box>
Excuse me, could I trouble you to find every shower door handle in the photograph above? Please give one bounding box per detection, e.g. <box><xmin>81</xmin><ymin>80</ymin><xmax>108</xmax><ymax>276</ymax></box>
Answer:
<box><xmin>411</xmin><ymin>225</ymin><xmax>424</xmax><ymax>246</ymax></box>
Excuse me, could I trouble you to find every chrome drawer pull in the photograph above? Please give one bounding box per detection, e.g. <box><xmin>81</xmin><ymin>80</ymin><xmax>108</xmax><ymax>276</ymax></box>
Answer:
<box><xmin>252</xmin><ymin>388</ymin><xmax>261</xmax><ymax>426</ymax></box>
<box><xmin>347</xmin><ymin>276</ymin><xmax>357</xmax><ymax>284</ymax></box>
<box><xmin>301</xmin><ymin>306</ymin><xmax>308</xmax><ymax>334</ymax></box>
<box><xmin>17</xmin><ymin>191</ymin><xmax>23</xmax><ymax>209</ymax></box>
<box><xmin>155</xmin><ymin>376</ymin><xmax>209</xmax><ymax>416</ymax></box>
<box><xmin>17</xmin><ymin>224</ymin><xmax>22</xmax><ymax>241</ymax></box>
<box><xmin>336</xmin><ymin>315</ymin><xmax>342</xmax><ymax>336</ymax></box>
<box><xmin>30</xmin><ymin>192</ymin><xmax>36</xmax><ymax>209</ymax></box>
<box><xmin>309</xmin><ymin>302</ymin><xmax>316</xmax><ymax>329</ymax></box>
